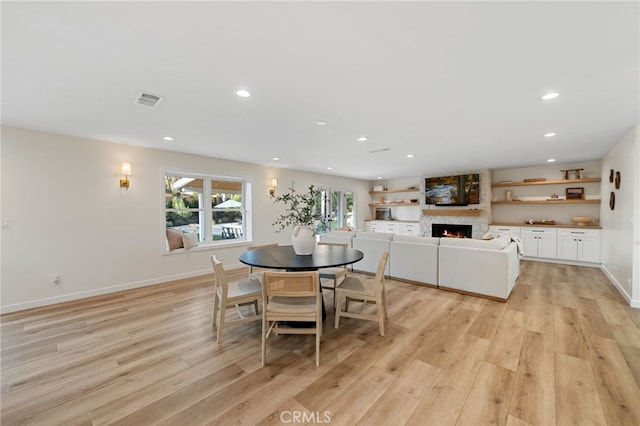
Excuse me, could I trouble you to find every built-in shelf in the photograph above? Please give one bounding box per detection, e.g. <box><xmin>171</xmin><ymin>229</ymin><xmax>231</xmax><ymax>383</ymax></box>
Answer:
<box><xmin>491</xmin><ymin>178</ymin><xmax>601</xmax><ymax>188</ymax></box>
<box><xmin>491</xmin><ymin>222</ymin><xmax>603</xmax><ymax>229</ymax></box>
<box><xmin>492</xmin><ymin>199</ymin><xmax>600</xmax><ymax>205</ymax></box>
<box><xmin>422</xmin><ymin>209</ymin><xmax>483</xmax><ymax>216</ymax></box>
<box><xmin>370</xmin><ymin>188</ymin><xmax>419</xmax><ymax>194</ymax></box>
<box><xmin>370</xmin><ymin>203</ymin><xmax>420</xmax><ymax>207</ymax></box>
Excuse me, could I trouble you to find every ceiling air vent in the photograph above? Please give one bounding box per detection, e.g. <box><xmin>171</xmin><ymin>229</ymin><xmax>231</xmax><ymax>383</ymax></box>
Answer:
<box><xmin>133</xmin><ymin>91</ymin><xmax>163</xmax><ymax>108</ymax></box>
<box><xmin>369</xmin><ymin>148</ymin><xmax>391</xmax><ymax>154</ymax></box>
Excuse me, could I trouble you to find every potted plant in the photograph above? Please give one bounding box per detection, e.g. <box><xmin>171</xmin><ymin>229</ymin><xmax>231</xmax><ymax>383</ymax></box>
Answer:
<box><xmin>272</xmin><ymin>183</ymin><xmax>328</xmax><ymax>255</ymax></box>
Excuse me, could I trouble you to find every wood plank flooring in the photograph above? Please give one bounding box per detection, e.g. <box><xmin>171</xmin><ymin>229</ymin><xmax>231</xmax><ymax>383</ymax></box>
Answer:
<box><xmin>1</xmin><ymin>261</ymin><xmax>639</xmax><ymax>425</ymax></box>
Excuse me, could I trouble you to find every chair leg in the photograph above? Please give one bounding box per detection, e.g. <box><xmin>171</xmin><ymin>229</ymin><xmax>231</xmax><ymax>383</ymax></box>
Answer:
<box><xmin>261</xmin><ymin>316</ymin><xmax>267</xmax><ymax>366</ymax></box>
<box><xmin>216</xmin><ymin>303</ymin><xmax>226</xmax><ymax>344</ymax></box>
<box><xmin>334</xmin><ymin>293</ymin><xmax>341</xmax><ymax>329</ymax></box>
<box><xmin>315</xmin><ymin>321</ymin><xmax>321</xmax><ymax>367</ymax></box>
<box><xmin>377</xmin><ymin>299</ymin><xmax>385</xmax><ymax>336</ymax></box>
<box><xmin>212</xmin><ymin>294</ymin><xmax>219</xmax><ymax>327</ymax></box>
<box><xmin>253</xmin><ymin>300</ymin><xmax>259</xmax><ymax>316</ymax></box>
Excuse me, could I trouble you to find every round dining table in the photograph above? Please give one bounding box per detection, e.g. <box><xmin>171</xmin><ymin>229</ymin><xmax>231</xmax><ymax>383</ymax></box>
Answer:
<box><xmin>239</xmin><ymin>244</ymin><xmax>364</xmax><ymax>321</ymax></box>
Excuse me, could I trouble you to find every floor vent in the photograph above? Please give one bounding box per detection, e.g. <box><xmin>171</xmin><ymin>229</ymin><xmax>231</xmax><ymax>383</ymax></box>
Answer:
<box><xmin>133</xmin><ymin>91</ymin><xmax>163</xmax><ymax>108</ymax></box>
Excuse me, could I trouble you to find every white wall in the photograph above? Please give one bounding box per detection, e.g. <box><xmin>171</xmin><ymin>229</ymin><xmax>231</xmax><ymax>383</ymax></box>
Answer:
<box><xmin>0</xmin><ymin>127</ymin><xmax>370</xmax><ymax>313</ymax></box>
<box><xmin>599</xmin><ymin>125</ymin><xmax>640</xmax><ymax>307</ymax></box>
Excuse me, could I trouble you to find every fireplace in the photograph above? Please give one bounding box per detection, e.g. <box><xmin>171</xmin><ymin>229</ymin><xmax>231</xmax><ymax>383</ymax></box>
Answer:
<box><xmin>432</xmin><ymin>224</ymin><xmax>472</xmax><ymax>238</ymax></box>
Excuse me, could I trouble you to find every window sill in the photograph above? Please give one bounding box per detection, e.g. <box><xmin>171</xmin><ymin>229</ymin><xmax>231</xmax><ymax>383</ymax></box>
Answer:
<box><xmin>162</xmin><ymin>239</ymin><xmax>253</xmax><ymax>255</ymax></box>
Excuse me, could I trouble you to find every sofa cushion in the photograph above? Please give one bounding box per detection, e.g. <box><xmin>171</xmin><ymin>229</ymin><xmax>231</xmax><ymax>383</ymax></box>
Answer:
<box><xmin>392</xmin><ymin>235</ymin><xmax>440</xmax><ymax>245</ymax></box>
<box><xmin>355</xmin><ymin>231</ymin><xmax>394</xmax><ymax>240</ymax></box>
<box><xmin>166</xmin><ymin>229</ymin><xmax>184</xmax><ymax>251</ymax></box>
<box><xmin>439</xmin><ymin>235</ymin><xmax>511</xmax><ymax>250</ymax></box>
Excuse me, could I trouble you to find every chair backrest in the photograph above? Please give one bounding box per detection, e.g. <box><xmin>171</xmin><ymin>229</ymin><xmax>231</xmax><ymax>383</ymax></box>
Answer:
<box><xmin>373</xmin><ymin>252</ymin><xmax>389</xmax><ymax>293</ymax></box>
<box><xmin>262</xmin><ymin>271</ymin><xmax>319</xmax><ymax>298</ymax></box>
<box><xmin>211</xmin><ymin>255</ymin><xmax>229</xmax><ymax>297</ymax></box>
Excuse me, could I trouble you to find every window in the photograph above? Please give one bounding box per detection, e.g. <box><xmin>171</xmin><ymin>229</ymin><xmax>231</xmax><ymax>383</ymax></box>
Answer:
<box><xmin>322</xmin><ymin>187</ymin><xmax>356</xmax><ymax>231</ymax></box>
<box><xmin>164</xmin><ymin>173</ymin><xmax>251</xmax><ymax>248</ymax></box>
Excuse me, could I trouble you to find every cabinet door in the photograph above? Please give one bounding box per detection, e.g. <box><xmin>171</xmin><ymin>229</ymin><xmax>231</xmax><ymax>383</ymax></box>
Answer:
<box><xmin>537</xmin><ymin>234</ymin><xmax>557</xmax><ymax>258</ymax></box>
<box><xmin>578</xmin><ymin>236</ymin><xmax>600</xmax><ymax>263</ymax></box>
<box><xmin>403</xmin><ymin>223</ymin><xmax>420</xmax><ymax>236</ymax></box>
<box><xmin>521</xmin><ymin>233</ymin><xmax>540</xmax><ymax>256</ymax></box>
<box><xmin>384</xmin><ymin>222</ymin><xmax>398</xmax><ymax>234</ymax></box>
<box><xmin>556</xmin><ymin>234</ymin><xmax>578</xmax><ymax>260</ymax></box>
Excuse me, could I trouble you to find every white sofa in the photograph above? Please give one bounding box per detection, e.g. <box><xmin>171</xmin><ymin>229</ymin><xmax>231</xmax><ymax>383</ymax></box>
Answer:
<box><xmin>389</xmin><ymin>235</ymin><xmax>439</xmax><ymax>287</ymax></box>
<box><xmin>438</xmin><ymin>236</ymin><xmax>520</xmax><ymax>301</ymax></box>
<box><xmin>351</xmin><ymin>231</ymin><xmax>393</xmax><ymax>275</ymax></box>
<box><xmin>318</xmin><ymin>230</ymin><xmax>356</xmax><ymax>247</ymax></box>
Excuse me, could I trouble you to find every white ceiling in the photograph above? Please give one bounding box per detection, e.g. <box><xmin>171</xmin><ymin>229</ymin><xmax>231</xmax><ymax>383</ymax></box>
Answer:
<box><xmin>2</xmin><ymin>1</ymin><xmax>638</xmax><ymax>180</ymax></box>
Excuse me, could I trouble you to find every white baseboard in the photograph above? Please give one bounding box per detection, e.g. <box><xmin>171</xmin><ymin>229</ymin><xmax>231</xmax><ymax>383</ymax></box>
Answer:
<box><xmin>0</xmin><ymin>268</ymin><xmax>213</xmax><ymax>314</ymax></box>
<box><xmin>601</xmin><ymin>265</ymin><xmax>640</xmax><ymax>308</ymax></box>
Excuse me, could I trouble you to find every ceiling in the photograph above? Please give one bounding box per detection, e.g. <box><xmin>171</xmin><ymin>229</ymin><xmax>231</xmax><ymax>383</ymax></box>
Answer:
<box><xmin>2</xmin><ymin>1</ymin><xmax>638</xmax><ymax>180</ymax></box>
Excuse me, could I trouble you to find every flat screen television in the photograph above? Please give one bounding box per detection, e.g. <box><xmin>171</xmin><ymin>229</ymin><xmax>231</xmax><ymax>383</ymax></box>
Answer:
<box><xmin>425</xmin><ymin>173</ymin><xmax>480</xmax><ymax>206</ymax></box>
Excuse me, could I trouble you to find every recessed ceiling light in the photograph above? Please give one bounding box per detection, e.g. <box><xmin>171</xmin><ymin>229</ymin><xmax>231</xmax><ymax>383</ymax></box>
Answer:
<box><xmin>272</xmin><ymin>157</ymin><xmax>280</xmax><ymax>161</ymax></box>
<box><xmin>544</xmin><ymin>132</ymin><xmax>557</xmax><ymax>138</ymax></box>
<box><xmin>407</xmin><ymin>154</ymin><xmax>415</xmax><ymax>158</ymax></box>
<box><xmin>316</xmin><ymin>120</ymin><xmax>328</xmax><ymax>126</ymax></box>
<box><xmin>163</xmin><ymin>136</ymin><xmax>174</xmax><ymax>141</ymax></box>
<box><xmin>357</xmin><ymin>136</ymin><xmax>368</xmax><ymax>142</ymax></box>
<box><xmin>541</xmin><ymin>92</ymin><xmax>560</xmax><ymax>100</ymax></box>
<box><xmin>377</xmin><ymin>176</ymin><xmax>383</xmax><ymax>180</ymax></box>
<box><xmin>236</xmin><ymin>89</ymin><xmax>251</xmax><ymax>98</ymax></box>
<box><xmin>547</xmin><ymin>158</ymin><xmax>556</xmax><ymax>163</ymax></box>
<box><xmin>327</xmin><ymin>167</ymin><xmax>333</xmax><ymax>170</ymax></box>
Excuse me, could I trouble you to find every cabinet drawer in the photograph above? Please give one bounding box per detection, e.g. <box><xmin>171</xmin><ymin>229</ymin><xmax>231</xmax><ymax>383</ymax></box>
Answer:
<box><xmin>557</xmin><ymin>228</ymin><xmax>600</xmax><ymax>238</ymax></box>
<box><xmin>489</xmin><ymin>225</ymin><xmax>521</xmax><ymax>235</ymax></box>
<box><xmin>521</xmin><ymin>227</ymin><xmax>557</xmax><ymax>236</ymax></box>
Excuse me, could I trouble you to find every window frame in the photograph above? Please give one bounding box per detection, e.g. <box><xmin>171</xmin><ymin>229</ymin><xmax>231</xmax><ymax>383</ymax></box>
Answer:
<box><xmin>162</xmin><ymin>170</ymin><xmax>253</xmax><ymax>253</ymax></box>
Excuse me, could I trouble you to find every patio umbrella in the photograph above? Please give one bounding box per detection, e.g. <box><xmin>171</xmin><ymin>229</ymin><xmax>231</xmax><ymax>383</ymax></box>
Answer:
<box><xmin>214</xmin><ymin>199</ymin><xmax>242</xmax><ymax>208</ymax></box>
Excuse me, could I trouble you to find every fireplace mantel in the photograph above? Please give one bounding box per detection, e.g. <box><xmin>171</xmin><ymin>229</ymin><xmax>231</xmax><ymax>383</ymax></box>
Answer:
<box><xmin>422</xmin><ymin>209</ymin><xmax>483</xmax><ymax>217</ymax></box>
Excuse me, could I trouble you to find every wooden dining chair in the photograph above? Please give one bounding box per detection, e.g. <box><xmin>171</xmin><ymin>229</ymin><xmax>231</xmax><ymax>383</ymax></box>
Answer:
<box><xmin>317</xmin><ymin>242</ymin><xmax>348</xmax><ymax>307</ymax></box>
<box><xmin>261</xmin><ymin>270</ymin><xmax>322</xmax><ymax>366</ymax></box>
<box><xmin>211</xmin><ymin>255</ymin><xmax>262</xmax><ymax>343</ymax></box>
<box><xmin>334</xmin><ymin>251</ymin><xmax>389</xmax><ymax>336</ymax></box>
<box><xmin>245</xmin><ymin>243</ymin><xmax>279</xmax><ymax>280</ymax></box>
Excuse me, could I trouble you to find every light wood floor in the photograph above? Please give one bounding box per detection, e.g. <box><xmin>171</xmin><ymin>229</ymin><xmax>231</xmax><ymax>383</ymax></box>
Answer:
<box><xmin>1</xmin><ymin>261</ymin><xmax>639</xmax><ymax>426</ymax></box>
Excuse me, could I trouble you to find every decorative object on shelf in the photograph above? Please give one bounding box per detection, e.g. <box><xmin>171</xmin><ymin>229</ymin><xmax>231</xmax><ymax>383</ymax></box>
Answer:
<box><xmin>609</xmin><ymin>169</ymin><xmax>614</xmax><ymax>183</ymax></box>
<box><xmin>523</xmin><ymin>177</ymin><xmax>546</xmax><ymax>182</ymax></box>
<box><xmin>565</xmin><ymin>187</ymin><xmax>585</xmax><ymax>200</ymax></box>
<box><xmin>373</xmin><ymin>185</ymin><xmax>385</xmax><ymax>192</ymax></box>
<box><xmin>525</xmin><ymin>219</ymin><xmax>556</xmax><ymax>225</ymax></box>
<box><xmin>505</xmin><ymin>190</ymin><xmax>513</xmax><ymax>202</ymax></box>
<box><xmin>271</xmin><ymin>183</ymin><xmax>328</xmax><ymax>255</ymax></box>
<box><xmin>609</xmin><ymin>192</ymin><xmax>615</xmax><ymax>210</ymax></box>
<box><xmin>571</xmin><ymin>216</ymin><xmax>595</xmax><ymax>226</ymax></box>
<box><xmin>375</xmin><ymin>208</ymin><xmax>391</xmax><ymax>220</ymax></box>
<box><xmin>561</xmin><ymin>168</ymin><xmax>584</xmax><ymax>180</ymax></box>
<box><xmin>410</xmin><ymin>198</ymin><xmax>419</xmax><ymax>204</ymax></box>
<box><xmin>547</xmin><ymin>193</ymin><xmax>561</xmax><ymax>201</ymax></box>
<box><xmin>615</xmin><ymin>171</ymin><xmax>621</xmax><ymax>189</ymax></box>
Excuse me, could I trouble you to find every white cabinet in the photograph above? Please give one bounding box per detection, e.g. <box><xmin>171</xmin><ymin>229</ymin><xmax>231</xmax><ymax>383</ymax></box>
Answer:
<box><xmin>522</xmin><ymin>227</ymin><xmax>557</xmax><ymax>258</ymax></box>
<box><xmin>365</xmin><ymin>221</ymin><xmax>420</xmax><ymax>236</ymax></box>
<box><xmin>557</xmin><ymin>229</ymin><xmax>600</xmax><ymax>263</ymax></box>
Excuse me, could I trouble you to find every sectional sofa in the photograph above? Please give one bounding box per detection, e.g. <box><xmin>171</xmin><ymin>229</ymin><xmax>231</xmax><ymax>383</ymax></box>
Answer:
<box><xmin>319</xmin><ymin>230</ymin><xmax>520</xmax><ymax>301</ymax></box>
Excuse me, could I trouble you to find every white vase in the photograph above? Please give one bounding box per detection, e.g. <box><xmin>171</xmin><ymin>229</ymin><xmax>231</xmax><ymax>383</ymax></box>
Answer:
<box><xmin>291</xmin><ymin>225</ymin><xmax>316</xmax><ymax>255</ymax></box>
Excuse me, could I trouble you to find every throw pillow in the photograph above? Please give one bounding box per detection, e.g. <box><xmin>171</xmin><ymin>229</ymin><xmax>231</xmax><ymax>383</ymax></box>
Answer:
<box><xmin>182</xmin><ymin>231</ymin><xmax>199</xmax><ymax>249</ymax></box>
<box><xmin>166</xmin><ymin>228</ymin><xmax>184</xmax><ymax>251</ymax></box>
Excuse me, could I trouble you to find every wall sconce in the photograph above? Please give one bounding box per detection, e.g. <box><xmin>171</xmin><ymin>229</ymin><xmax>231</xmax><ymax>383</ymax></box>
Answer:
<box><xmin>268</xmin><ymin>178</ymin><xmax>277</xmax><ymax>197</ymax></box>
<box><xmin>120</xmin><ymin>162</ymin><xmax>132</xmax><ymax>190</ymax></box>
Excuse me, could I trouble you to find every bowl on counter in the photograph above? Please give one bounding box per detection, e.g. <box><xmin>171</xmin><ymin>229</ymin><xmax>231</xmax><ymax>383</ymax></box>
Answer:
<box><xmin>571</xmin><ymin>216</ymin><xmax>596</xmax><ymax>226</ymax></box>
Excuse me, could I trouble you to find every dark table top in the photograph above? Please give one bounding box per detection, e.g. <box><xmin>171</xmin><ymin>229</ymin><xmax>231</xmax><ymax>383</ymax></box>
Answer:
<box><xmin>239</xmin><ymin>244</ymin><xmax>363</xmax><ymax>271</ymax></box>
